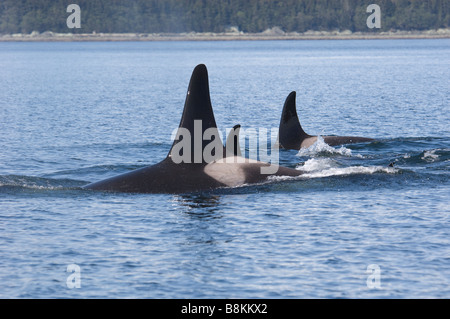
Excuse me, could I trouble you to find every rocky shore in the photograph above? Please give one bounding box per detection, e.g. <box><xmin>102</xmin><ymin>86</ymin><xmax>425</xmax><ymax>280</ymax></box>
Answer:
<box><xmin>1</xmin><ymin>27</ymin><xmax>449</xmax><ymax>41</ymax></box>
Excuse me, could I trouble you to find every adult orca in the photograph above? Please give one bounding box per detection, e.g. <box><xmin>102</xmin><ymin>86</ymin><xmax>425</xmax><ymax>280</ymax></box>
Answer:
<box><xmin>84</xmin><ymin>65</ymin><xmax>303</xmax><ymax>194</ymax></box>
<box><xmin>278</xmin><ymin>91</ymin><xmax>374</xmax><ymax>150</ymax></box>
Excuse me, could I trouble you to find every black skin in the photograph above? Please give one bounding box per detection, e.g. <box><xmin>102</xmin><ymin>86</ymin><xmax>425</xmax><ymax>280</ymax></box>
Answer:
<box><xmin>278</xmin><ymin>91</ymin><xmax>374</xmax><ymax>150</ymax></box>
<box><xmin>84</xmin><ymin>64</ymin><xmax>303</xmax><ymax>194</ymax></box>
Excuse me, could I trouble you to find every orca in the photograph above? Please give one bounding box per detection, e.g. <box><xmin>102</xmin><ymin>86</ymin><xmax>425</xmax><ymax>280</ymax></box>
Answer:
<box><xmin>278</xmin><ymin>91</ymin><xmax>374</xmax><ymax>150</ymax></box>
<box><xmin>84</xmin><ymin>64</ymin><xmax>303</xmax><ymax>194</ymax></box>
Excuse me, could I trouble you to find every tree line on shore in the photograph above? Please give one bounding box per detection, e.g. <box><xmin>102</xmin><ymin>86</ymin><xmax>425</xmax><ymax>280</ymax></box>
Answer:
<box><xmin>0</xmin><ymin>0</ymin><xmax>448</xmax><ymax>34</ymax></box>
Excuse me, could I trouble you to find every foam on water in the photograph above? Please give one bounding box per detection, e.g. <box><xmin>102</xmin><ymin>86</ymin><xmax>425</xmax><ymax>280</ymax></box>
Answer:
<box><xmin>422</xmin><ymin>149</ymin><xmax>440</xmax><ymax>162</ymax></box>
<box><xmin>268</xmin><ymin>157</ymin><xmax>397</xmax><ymax>182</ymax></box>
<box><xmin>296</xmin><ymin>136</ymin><xmax>360</xmax><ymax>158</ymax></box>
<box><xmin>298</xmin><ymin>158</ymin><xmax>397</xmax><ymax>178</ymax></box>
<box><xmin>0</xmin><ymin>175</ymin><xmax>83</xmax><ymax>191</ymax></box>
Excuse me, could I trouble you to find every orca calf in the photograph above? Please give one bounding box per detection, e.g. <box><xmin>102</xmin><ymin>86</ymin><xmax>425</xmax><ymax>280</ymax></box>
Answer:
<box><xmin>278</xmin><ymin>91</ymin><xmax>374</xmax><ymax>150</ymax></box>
<box><xmin>84</xmin><ymin>65</ymin><xmax>303</xmax><ymax>194</ymax></box>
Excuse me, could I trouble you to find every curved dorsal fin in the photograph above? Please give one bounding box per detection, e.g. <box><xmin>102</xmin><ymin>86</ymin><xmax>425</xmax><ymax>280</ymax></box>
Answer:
<box><xmin>168</xmin><ymin>64</ymin><xmax>224</xmax><ymax>164</ymax></box>
<box><xmin>278</xmin><ymin>91</ymin><xmax>310</xmax><ymax>149</ymax></box>
<box><xmin>225</xmin><ymin>124</ymin><xmax>242</xmax><ymax>157</ymax></box>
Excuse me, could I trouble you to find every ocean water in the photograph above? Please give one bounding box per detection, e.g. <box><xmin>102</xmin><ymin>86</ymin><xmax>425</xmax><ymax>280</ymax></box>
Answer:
<box><xmin>0</xmin><ymin>39</ymin><xmax>449</xmax><ymax>298</ymax></box>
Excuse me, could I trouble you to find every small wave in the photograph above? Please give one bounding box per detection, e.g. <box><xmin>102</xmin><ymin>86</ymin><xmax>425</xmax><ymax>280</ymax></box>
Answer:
<box><xmin>268</xmin><ymin>158</ymin><xmax>396</xmax><ymax>183</ymax></box>
<box><xmin>296</xmin><ymin>136</ymin><xmax>359</xmax><ymax>157</ymax></box>
<box><xmin>300</xmin><ymin>158</ymin><xmax>396</xmax><ymax>178</ymax></box>
<box><xmin>302</xmin><ymin>164</ymin><xmax>396</xmax><ymax>179</ymax></box>
<box><xmin>396</xmin><ymin>148</ymin><xmax>450</xmax><ymax>166</ymax></box>
<box><xmin>421</xmin><ymin>149</ymin><xmax>440</xmax><ymax>162</ymax></box>
<box><xmin>0</xmin><ymin>175</ymin><xmax>85</xmax><ymax>191</ymax></box>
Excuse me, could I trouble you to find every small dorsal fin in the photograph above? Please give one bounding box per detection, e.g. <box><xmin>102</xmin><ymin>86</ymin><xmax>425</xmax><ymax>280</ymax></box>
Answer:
<box><xmin>278</xmin><ymin>91</ymin><xmax>310</xmax><ymax>149</ymax></box>
<box><xmin>168</xmin><ymin>64</ymin><xmax>223</xmax><ymax>164</ymax></box>
<box><xmin>225</xmin><ymin>124</ymin><xmax>242</xmax><ymax>157</ymax></box>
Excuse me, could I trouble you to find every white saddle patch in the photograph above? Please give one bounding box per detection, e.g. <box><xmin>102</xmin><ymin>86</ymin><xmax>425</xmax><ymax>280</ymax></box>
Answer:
<box><xmin>204</xmin><ymin>156</ymin><xmax>259</xmax><ymax>187</ymax></box>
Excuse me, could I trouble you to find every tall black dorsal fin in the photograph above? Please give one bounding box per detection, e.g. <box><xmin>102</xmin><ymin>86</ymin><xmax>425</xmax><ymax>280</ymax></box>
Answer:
<box><xmin>278</xmin><ymin>91</ymin><xmax>311</xmax><ymax>149</ymax></box>
<box><xmin>168</xmin><ymin>64</ymin><xmax>223</xmax><ymax>164</ymax></box>
<box><xmin>225</xmin><ymin>124</ymin><xmax>242</xmax><ymax>157</ymax></box>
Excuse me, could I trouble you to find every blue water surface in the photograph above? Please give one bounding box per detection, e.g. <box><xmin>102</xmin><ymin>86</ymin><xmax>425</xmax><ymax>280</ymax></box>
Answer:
<box><xmin>0</xmin><ymin>39</ymin><xmax>449</xmax><ymax>298</ymax></box>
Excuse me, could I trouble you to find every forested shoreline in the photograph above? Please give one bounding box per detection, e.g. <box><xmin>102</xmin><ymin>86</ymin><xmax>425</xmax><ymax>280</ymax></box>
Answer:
<box><xmin>1</xmin><ymin>0</ymin><xmax>449</xmax><ymax>35</ymax></box>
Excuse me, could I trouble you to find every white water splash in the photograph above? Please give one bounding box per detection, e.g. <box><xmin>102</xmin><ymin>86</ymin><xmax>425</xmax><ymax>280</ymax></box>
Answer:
<box><xmin>299</xmin><ymin>158</ymin><xmax>397</xmax><ymax>179</ymax></box>
<box><xmin>268</xmin><ymin>158</ymin><xmax>397</xmax><ymax>182</ymax></box>
<box><xmin>296</xmin><ymin>136</ymin><xmax>359</xmax><ymax>157</ymax></box>
<box><xmin>421</xmin><ymin>149</ymin><xmax>440</xmax><ymax>162</ymax></box>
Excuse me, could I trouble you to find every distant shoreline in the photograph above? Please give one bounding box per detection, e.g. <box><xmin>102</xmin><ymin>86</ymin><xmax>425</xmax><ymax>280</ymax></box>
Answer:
<box><xmin>1</xmin><ymin>28</ymin><xmax>449</xmax><ymax>42</ymax></box>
